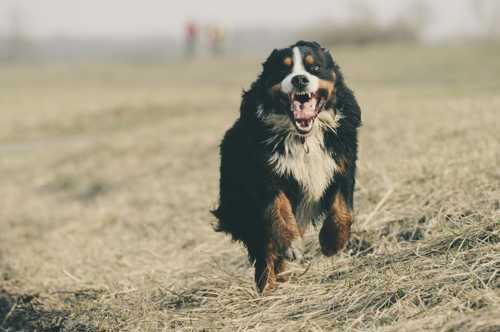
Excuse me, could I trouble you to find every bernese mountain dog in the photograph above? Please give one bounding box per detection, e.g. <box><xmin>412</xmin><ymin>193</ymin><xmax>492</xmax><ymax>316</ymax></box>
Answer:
<box><xmin>212</xmin><ymin>40</ymin><xmax>361</xmax><ymax>293</ymax></box>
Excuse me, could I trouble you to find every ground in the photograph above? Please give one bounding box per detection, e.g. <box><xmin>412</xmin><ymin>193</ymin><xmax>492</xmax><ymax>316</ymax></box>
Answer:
<box><xmin>0</xmin><ymin>44</ymin><xmax>499</xmax><ymax>332</ymax></box>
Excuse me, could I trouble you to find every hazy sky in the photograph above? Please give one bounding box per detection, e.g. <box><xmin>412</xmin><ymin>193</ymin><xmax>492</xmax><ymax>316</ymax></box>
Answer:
<box><xmin>0</xmin><ymin>0</ymin><xmax>487</xmax><ymax>40</ymax></box>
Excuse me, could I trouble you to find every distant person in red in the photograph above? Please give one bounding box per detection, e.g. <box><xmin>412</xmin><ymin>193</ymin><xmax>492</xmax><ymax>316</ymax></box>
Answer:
<box><xmin>208</xmin><ymin>24</ymin><xmax>225</xmax><ymax>56</ymax></box>
<box><xmin>185</xmin><ymin>20</ymin><xmax>198</xmax><ymax>58</ymax></box>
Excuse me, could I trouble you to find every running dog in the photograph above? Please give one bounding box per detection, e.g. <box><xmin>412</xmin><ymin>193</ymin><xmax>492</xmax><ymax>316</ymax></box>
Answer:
<box><xmin>212</xmin><ymin>40</ymin><xmax>361</xmax><ymax>293</ymax></box>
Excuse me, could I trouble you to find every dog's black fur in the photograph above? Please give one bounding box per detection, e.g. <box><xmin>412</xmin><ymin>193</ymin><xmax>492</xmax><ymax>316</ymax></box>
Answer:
<box><xmin>212</xmin><ymin>41</ymin><xmax>361</xmax><ymax>292</ymax></box>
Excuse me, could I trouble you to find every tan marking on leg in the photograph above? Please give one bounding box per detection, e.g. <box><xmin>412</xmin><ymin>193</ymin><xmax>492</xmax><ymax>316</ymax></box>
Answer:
<box><xmin>319</xmin><ymin>191</ymin><xmax>353</xmax><ymax>256</ymax></box>
<box><xmin>271</xmin><ymin>192</ymin><xmax>302</xmax><ymax>249</ymax></box>
<box><xmin>255</xmin><ymin>242</ymin><xmax>277</xmax><ymax>294</ymax></box>
<box><xmin>332</xmin><ymin>192</ymin><xmax>352</xmax><ymax>247</ymax></box>
<box><xmin>275</xmin><ymin>257</ymin><xmax>288</xmax><ymax>282</ymax></box>
<box><xmin>337</xmin><ymin>157</ymin><xmax>348</xmax><ymax>175</ymax></box>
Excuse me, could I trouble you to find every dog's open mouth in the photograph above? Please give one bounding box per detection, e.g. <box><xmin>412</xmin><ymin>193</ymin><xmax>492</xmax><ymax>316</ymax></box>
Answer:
<box><xmin>290</xmin><ymin>92</ymin><xmax>326</xmax><ymax>135</ymax></box>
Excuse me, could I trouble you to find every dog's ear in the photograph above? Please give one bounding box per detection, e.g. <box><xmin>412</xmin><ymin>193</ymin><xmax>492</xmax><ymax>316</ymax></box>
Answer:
<box><xmin>268</xmin><ymin>48</ymin><xmax>279</xmax><ymax>58</ymax></box>
<box><xmin>262</xmin><ymin>49</ymin><xmax>278</xmax><ymax>67</ymax></box>
<box><xmin>320</xmin><ymin>48</ymin><xmax>340</xmax><ymax>85</ymax></box>
<box><xmin>322</xmin><ymin>48</ymin><xmax>335</xmax><ymax>68</ymax></box>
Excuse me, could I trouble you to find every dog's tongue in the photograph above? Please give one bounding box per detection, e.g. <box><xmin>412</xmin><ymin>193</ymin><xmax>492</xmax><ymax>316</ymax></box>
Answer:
<box><xmin>293</xmin><ymin>98</ymin><xmax>317</xmax><ymax>121</ymax></box>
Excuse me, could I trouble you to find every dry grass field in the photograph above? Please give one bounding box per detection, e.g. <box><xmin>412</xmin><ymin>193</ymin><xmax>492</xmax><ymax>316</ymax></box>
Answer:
<box><xmin>0</xmin><ymin>43</ymin><xmax>499</xmax><ymax>331</ymax></box>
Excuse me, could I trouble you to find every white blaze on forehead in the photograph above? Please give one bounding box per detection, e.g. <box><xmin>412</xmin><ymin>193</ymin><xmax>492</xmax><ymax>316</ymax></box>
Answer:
<box><xmin>281</xmin><ymin>46</ymin><xmax>320</xmax><ymax>95</ymax></box>
<box><xmin>292</xmin><ymin>46</ymin><xmax>305</xmax><ymax>72</ymax></box>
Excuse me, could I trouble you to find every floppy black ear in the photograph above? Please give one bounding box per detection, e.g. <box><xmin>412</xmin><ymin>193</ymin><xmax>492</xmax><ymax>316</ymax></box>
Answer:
<box><xmin>261</xmin><ymin>48</ymin><xmax>281</xmax><ymax>77</ymax></box>
<box><xmin>262</xmin><ymin>49</ymin><xmax>278</xmax><ymax>67</ymax></box>
<box><xmin>268</xmin><ymin>48</ymin><xmax>279</xmax><ymax>58</ymax></box>
<box><xmin>322</xmin><ymin>48</ymin><xmax>335</xmax><ymax>67</ymax></box>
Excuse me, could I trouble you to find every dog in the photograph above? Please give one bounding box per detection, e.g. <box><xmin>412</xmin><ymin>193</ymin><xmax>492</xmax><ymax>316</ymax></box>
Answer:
<box><xmin>212</xmin><ymin>41</ymin><xmax>361</xmax><ymax>293</ymax></box>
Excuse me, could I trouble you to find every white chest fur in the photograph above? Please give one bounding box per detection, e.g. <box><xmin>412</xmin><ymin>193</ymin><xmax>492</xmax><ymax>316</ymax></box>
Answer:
<box><xmin>267</xmin><ymin>125</ymin><xmax>338</xmax><ymax>226</ymax></box>
<box><xmin>269</xmin><ymin>130</ymin><xmax>337</xmax><ymax>201</ymax></box>
<box><xmin>258</xmin><ymin>107</ymin><xmax>341</xmax><ymax>226</ymax></box>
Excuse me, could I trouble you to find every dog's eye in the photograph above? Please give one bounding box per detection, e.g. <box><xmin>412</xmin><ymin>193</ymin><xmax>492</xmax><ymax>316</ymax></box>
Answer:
<box><xmin>310</xmin><ymin>65</ymin><xmax>321</xmax><ymax>73</ymax></box>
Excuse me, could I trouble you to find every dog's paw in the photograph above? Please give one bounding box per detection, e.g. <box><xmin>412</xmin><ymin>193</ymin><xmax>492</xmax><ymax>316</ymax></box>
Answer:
<box><xmin>319</xmin><ymin>240</ymin><xmax>341</xmax><ymax>257</ymax></box>
<box><xmin>283</xmin><ymin>238</ymin><xmax>304</xmax><ymax>262</ymax></box>
<box><xmin>319</xmin><ymin>222</ymin><xmax>348</xmax><ymax>257</ymax></box>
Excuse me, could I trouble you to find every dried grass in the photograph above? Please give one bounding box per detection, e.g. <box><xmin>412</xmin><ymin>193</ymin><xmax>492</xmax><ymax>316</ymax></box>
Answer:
<box><xmin>0</xmin><ymin>44</ymin><xmax>499</xmax><ymax>331</ymax></box>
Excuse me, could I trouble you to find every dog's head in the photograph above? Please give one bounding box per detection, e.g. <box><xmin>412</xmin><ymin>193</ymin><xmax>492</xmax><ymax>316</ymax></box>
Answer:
<box><xmin>251</xmin><ymin>41</ymin><xmax>340</xmax><ymax>136</ymax></box>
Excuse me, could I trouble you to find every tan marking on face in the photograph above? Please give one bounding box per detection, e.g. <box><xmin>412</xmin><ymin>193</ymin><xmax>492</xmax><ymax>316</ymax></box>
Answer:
<box><xmin>270</xmin><ymin>83</ymin><xmax>282</xmax><ymax>97</ymax></box>
<box><xmin>305</xmin><ymin>54</ymin><xmax>314</xmax><ymax>65</ymax></box>
<box><xmin>283</xmin><ymin>57</ymin><xmax>293</xmax><ymax>67</ymax></box>
<box><xmin>318</xmin><ymin>79</ymin><xmax>335</xmax><ymax>101</ymax></box>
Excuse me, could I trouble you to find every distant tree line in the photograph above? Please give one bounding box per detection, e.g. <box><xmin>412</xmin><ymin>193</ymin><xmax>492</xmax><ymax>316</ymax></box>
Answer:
<box><xmin>2</xmin><ymin>1</ymin><xmax>500</xmax><ymax>63</ymax></box>
<box><xmin>301</xmin><ymin>0</ymin><xmax>500</xmax><ymax>46</ymax></box>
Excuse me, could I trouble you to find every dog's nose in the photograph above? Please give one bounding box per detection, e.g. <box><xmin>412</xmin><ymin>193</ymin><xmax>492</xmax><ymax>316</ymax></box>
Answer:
<box><xmin>291</xmin><ymin>75</ymin><xmax>309</xmax><ymax>89</ymax></box>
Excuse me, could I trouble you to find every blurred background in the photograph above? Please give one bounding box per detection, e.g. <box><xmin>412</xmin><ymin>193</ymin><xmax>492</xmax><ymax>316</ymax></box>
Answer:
<box><xmin>1</xmin><ymin>0</ymin><xmax>500</xmax><ymax>62</ymax></box>
<box><xmin>1</xmin><ymin>1</ymin><xmax>499</xmax><ymax>331</ymax></box>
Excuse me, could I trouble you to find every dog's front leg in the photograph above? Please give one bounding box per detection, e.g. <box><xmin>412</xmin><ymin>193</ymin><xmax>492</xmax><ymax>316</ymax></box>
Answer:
<box><xmin>269</xmin><ymin>192</ymin><xmax>304</xmax><ymax>262</ymax></box>
<box><xmin>319</xmin><ymin>190</ymin><xmax>353</xmax><ymax>256</ymax></box>
<box><xmin>255</xmin><ymin>192</ymin><xmax>303</xmax><ymax>293</ymax></box>
<box><xmin>254</xmin><ymin>242</ymin><xmax>277</xmax><ymax>294</ymax></box>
